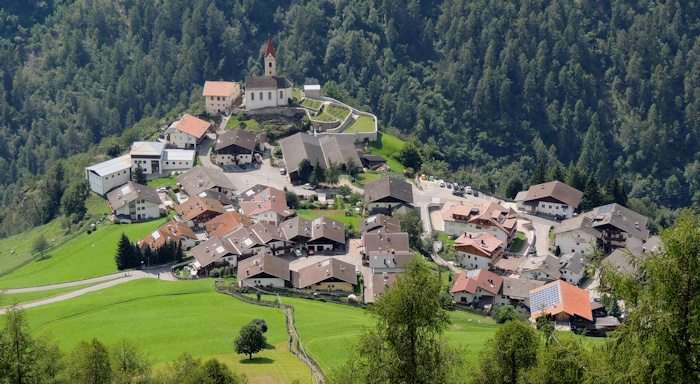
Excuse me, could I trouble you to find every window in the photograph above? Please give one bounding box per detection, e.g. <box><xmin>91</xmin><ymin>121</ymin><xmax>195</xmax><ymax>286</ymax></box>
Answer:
<box><xmin>268</xmin><ymin>92</ymin><xmax>271</xmax><ymax>100</ymax></box>
<box><xmin>280</xmin><ymin>90</ymin><xmax>283</xmax><ymax>98</ymax></box>
<box><xmin>269</xmin><ymin>62</ymin><xmax>272</xmax><ymax>68</ymax></box>
<box><xmin>251</xmin><ymin>93</ymin><xmax>254</xmax><ymax>101</ymax></box>
<box><xmin>259</xmin><ymin>92</ymin><xmax>263</xmax><ymax>100</ymax></box>
<box><xmin>217</xmin><ymin>97</ymin><xmax>220</xmax><ymax>101</ymax></box>
<box><xmin>179</xmin><ymin>162</ymin><xmax>182</xmax><ymax>165</ymax></box>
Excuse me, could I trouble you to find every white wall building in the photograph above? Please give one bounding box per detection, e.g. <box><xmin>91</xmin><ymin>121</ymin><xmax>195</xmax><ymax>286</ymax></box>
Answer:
<box><xmin>203</xmin><ymin>81</ymin><xmax>241</xmax><ymax>115</ymax></box>
<box><xmin>107</xmin><ymin>182</ymin><xmax>162</xmax><ymax>221</ymax></box>
<box><xmin>244</xmin><ymin>38</ymin><xmax>293</xmax><ymax>111</ymax></box>
<box><xmin>85</xmin><ymin>154</ymin><xmax>132</xmax><ymax>195</ymax></box>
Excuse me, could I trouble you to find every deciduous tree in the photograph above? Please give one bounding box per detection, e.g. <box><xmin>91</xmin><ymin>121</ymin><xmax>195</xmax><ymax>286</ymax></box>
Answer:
<box><xmin>470</xmin><ymin>320</ymin><xmax>539</xmax><ymax>384</ymax></box>
<box><xmin>233</xmin><ymin>323</ymin><xmax>266</xmax><ymax>360</ymax></box>
<box><xmin>297</xmin><ymin>159</ymin><xmax>312</xmax><ymax>183</ymax></box>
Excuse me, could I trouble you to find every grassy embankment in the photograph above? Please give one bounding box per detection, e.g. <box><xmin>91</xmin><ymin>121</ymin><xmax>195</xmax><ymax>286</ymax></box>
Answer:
<box><xmin>296</xmin><ymin>209</ymin><xmax>361</xmax><ymax>229</ymax></box>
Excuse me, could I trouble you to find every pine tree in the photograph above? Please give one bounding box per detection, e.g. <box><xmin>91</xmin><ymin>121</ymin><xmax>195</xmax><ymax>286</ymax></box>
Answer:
<box><xmin>547</xmin><ymin>164</ymin><xmax>564</xmax><ymax>183</ymax></box>
<box><xmin>530</xmin><ymin>160</ymin><xmax>546</xmax><ymax>186</ymax></box>
<box><xmin>581</xmin><ymin>174</ymin><xmax>603</xmax><ymax>211</ymax></box>
<box><xmin>115</xmin><ymin>233</ymin><xmax>134</xmax><ymax>270</ymax></box>
<box><xmin>133</xmin><ymin>164</ymin><xmax>147</xmax><ymax>185</ymax></box>
<box><xmin>310</xmin><ymin>159</ymin><xmax>326</xmax><ymax>186</ymax></box>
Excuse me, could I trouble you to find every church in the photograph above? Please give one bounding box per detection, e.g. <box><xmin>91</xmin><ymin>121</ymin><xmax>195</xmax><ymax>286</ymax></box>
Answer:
<box><xmin>245</xmin><ymin>38</ymin><xmax>293</xmax><ymax>110</ymax></box>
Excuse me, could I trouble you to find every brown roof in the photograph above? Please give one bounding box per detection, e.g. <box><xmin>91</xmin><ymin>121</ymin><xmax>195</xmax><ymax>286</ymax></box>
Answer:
<box><xmin>451</xmin><ymin>269</ymin><xmax>503</xmax><ymax>295</ymax></box>
<box><xmin>554</xmin><ymin>215</ymin><xmax>601</xmax><ymax>237</ymax></box>
<box><xmin>175</xmin><ymin>196</ymin><xmax>226</xmax><ymax>222</ymax></box>
<box><xmin>237</xmin><ymin>253</ymin><xmax>289</xmax><ymax>283</ymax></box>
<box><xmin>191</xmin><ymin>236</ymin><xmax>237</xmax><ymax>269</ymax></box>
<box><xmin>441</xmin><ymin>201</ymin><xmax>518</xmax><ymax>235</ymax></box>
<box><xmin>249</xmin><ymin>222</ymin><xmax>288</xmax><ymax>245</ymax></box>
<box><xmin>177</xmin><ymin>165</ymin><xmax>235</xmax><ymax>196</ymax></box>
<box><xmin>584</xmin><ymin>203</ymin><xmax>650</xmax><ymax>240</ymax></box>
<box><xmin>195</xmin><ymin>190</ymin><xmax>234</xmax><ymax>207</ymax></box>
<box><xmin>215</xmin><ymin>129</ymin><xmax>258</xmax><ymax>152</ymax></box>
<box><xmin>295</xmin><ymin>258</ymin><xmax>357</xmax><ymax>288</ymax></box>
<box><xmin>279</xmin><ymin>217</ymin><xmax>312</xmax><ymax>242</ymax></box>
<box><xmin>530</xmin><ymin>280</ymin><xmax>592</xmax><ymax>321</ymax></box>
<box><xmin>309</xmin><ymin>216</ymin><xmax>345</xmax><ymax>245</ymax></box>
<box><xmin>364</xmin><ymin>177</ymin><xmax>414</xmax><ymax>204</ymax></box>
<box><xmin>107</xmin><ymin>182</ymin><xmax>162</xmax><ymax>211</ymax></box>
<box><xmin>365</xmin><ymin>232</ymin><xmax>410</xmax><ymax>253</ymax></box>
<box><xmin>496</xmin><ymin>256</ymin><xmax>527</xmax><ymax>273</ymax></box>
<box><xmin>454</xmin><ymin>232</ymin><xmax>504</xmax><ymax>258</ymax></box>
<box><xmin>171</xmin><ymin>114</ymin><xmax>211</xmax><ymax>139</ymax></box>
<box><xmin>265</xmin><ymin>36</ymin><xmax>276</xmax><ymax>58</ymax></box>
<box><xmin>368</xmin><ymin>253</ymin><xmax>415</xmax><ymax>270</ymax></box>
<box><xmin>524</xmin><ymin>181</ymin><xmax>583</xmax><ymax>207</ymax></box>
<box><xmin>202</xmin><ymin>81</ymin><xmax>239</xmax><ymax>97</ymax></box>
<box><xmin>239</xmin><ymin>187</ymin><xmax>290</xmax><ymax>217</ymax></box>
<box><xmin>372</xmin><ymin>273</ymin><xmax>398</xmax><ymax>296</ymax></box>
<box><xmin>279</xmin><ymin>133</ymin><xmax>362</xmax><ymax>175</ymax></box>
<box><xmin>205</xmin><ymin>211</ymin><xmax>254</xmax><ymax>237</ymax></box>
<box><xmin>500</xmin><ymin>277</ymin><xmax>545</xmax><ymax>301</ymax></box>
<box><xmin>603</xmin><ymin>235</ymin><xmax>661</xmax><ymax>274</ymax></box>
<box><xmin>358</xmin><ymin>214</ymin><xmax>401</xmax><ymax>234</ymax></box>
<box><xmin>140</xmin><ymin>219</ymin><xmax>196</xmax><ymax>250</ymax></box>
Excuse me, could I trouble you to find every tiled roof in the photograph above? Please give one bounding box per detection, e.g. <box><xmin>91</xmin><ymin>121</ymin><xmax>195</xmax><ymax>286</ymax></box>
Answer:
<box><xmin>559</xmin><ymin>252</ymin><xmax>586</xmax><ymax>274</ymax></box>
<box><xmin>265</xmin><ymin>36</ymin><xmax>276</xmax><ymax>58</ymax></box>
<box><xmin>453</xmin><ymin>232</ymin><xmax>504</xmax><ymax>257</ymax></box>
<box><xmin>372</xmin><ymin>273</ymin><xmax>397</xmax><ymax>296</ymax></box>
<box><xmin>365</xmin><ymin>232</ymin><xmax>410</xmax><ymax>253</ymax></box>
<box><xmin>202</xmin><ymin>81</ymin><xmax>239</xmax><ymax>97</ymax></box>
<box><xmin>554</xmin><ymin>215</ymin><xmax>601</xmax><ymax>237</ymax></box>
<box><xmin>239</xmin><ymin>186</ymin><xmax>290</xmax><ymax>217</ymax></box>
<box><xmin>205</xmin><ymin>211</ymin><xmax>253</xmax><ymax>237</ymax></box>
<box><xmin>279</xmin><ymin>217</ymin><xmax>312</xmax><ymax>242</ymax></box>
<box><xmin>368</xmin><ymin>253</ymin><xmax>415</xmax><ymax>270</ymax></box>
<box><xmin>238</xmin><ymin>253</ymin><xmax>289</xmax><ymax>283</ymax></box>
<box><xmin>524</xmin><ymin>181</ymin><xmax>583</xmax><ymax>207</ymax></box>
<box><xmin>130</xmin><ymin>141</ymin><xmax>165</xmax><ymax>157</ymax></box>
<box><xmin>191</xmin><ymin>236</ymin><xmax>237</xmax><ymax>269</ymax></box>
<box><xmin>529</xmin><ymin>280</ymin><xmax>592</xmax><ymax>321</ymax></box>
<box><xmin>358</xmin><ymin>214</ymin><xmax>401</xmax><ymax>234</ymax></box>
<box><xmin>309</xmin><ymin>216</ymin><xmax>345</xmax><ymax>245</ymax></box>
<box><xmin>364</xmin><ymin>176</ymin><xmax>414</xmax><ymax>204</ymax></box>
<box><xmin>107</xmin><ymin>182</ymin><xmax>161</xmax><ymax>210</ymax></box>
<box><xmin>296</xmin><ymin>258</ymin><xmax>357</xmax><ymax>288</ymax></box>
<box><xmin>175</xmin><ymin>195</ymin><xmax>226</xmax><ymax>222</ymax></box>
<box><xmin>171</xmin><ymin>114</ymin><xmax>211</xmax><ymax>139</ymax></box>
<box><xmin>245</xmin><ymin>76</ymin><xmax>292</xmax><ymax>90</ymax></box>
<box><xmin>520</xmin><ymin>254</ymin><xmax>561</xmax><ymax>280</ymax></box>
<box><xmin>177</xmin><ymin>165</ymin><xmax>235</xmax><ymax>196</ymax></box>
<box><xmin>500</xmin><ymin>277</ymin><xmax>545</xmax><ymax>301</ymax></box>
<box><xmin>140</xmin><ymin>219</ymin><xmax>196</xmax><ymax>250</ymax></box>
<box><xmin>279</xmin><ymin>133</ymin><xmax>361</xmax><ymax>175</ymax></box>
<box><xmin>215</xmin><ymin>129</ymin><xmax>258</xmax><ymax>152</ymax></box>
<box><xmin>603</xmin><ymin>235</ymin><xmax>661</xmax><ymax>274</ymax></box>
<box><xmin>451</xmin><ymin>269</ymin><xmax>503</xmax><ymax>295</ymax></box>
<box><xmin>441</xmin><ymin>201</ymin><xmax>518</xmax><ymax>234</ymax></box>
<box><xmin>585</xmin><ymin>203</ymin><xmax>650</xmax><ymax>240</ymax></box>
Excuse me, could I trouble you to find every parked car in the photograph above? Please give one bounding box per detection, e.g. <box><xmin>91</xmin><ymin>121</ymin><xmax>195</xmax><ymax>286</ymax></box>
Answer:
<box><xmin>446</xmin><ymin>183</ymin><xmax>453</xmax><ymax>189</ymax></box>
<box><xmin>239</xmin><ymin>164</ymin><xmax>246</xmax><ymax>170</ymax></box>
<box><xmin>307</xmin><ymin>249</ymin><xmax>315</xmax><ymax>255</ymax></box>
<box><xmin>293</xmin><ymin>249</ymin><xmax>302</xmax><ymax>257</ymax></box>
<box><xmin>453</xmin><ymin>182</ymin><xmax>459</xmax><ymax>189</ymax></box>
<box><xmin>279</xmin><ymin>167</ymin><xmax>286</xmax><ymax>175</ymax></box>
<box><xmin>465</xmin><ymin>186</ymin><xmax>473</xmax><ymax>194</ymax></box>
<box><xmin>439</xmin><ymin>180</ymin><xmax>445</xmax><ymax>187</ymax></box>
<box><xmin>254</xmin><ymin>153</ymin><xmax>263</xmax><ymax>163</ymax></box>
<box><xmin>303</xmin><ymin>183</ymin><xmax>316</xmax><ymax>190</ymax></box>
<box><xmin>452</xmin><ymin>189</ymin><xmax>464</xmax><ymax>196</ymax></box>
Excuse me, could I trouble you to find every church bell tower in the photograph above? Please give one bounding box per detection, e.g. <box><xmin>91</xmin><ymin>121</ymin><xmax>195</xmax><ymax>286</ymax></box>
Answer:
<box><xmin>264</xmin><ymin>36</ymin><xmax>276</xmax><ymax>77</ymax></box>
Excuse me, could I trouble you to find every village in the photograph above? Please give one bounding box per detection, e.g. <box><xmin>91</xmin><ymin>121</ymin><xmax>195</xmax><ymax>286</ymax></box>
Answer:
<box><xmin>84</xmin><ymin>38</ymin><xmax>656</xmax><ymax>335</ymax></box>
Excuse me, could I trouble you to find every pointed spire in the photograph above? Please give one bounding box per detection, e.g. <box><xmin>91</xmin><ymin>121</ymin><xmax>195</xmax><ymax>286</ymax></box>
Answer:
<box><xmin>265</xmin><ymin>35</ymin><xmax>276</xmax><ymax>58</ymax></box>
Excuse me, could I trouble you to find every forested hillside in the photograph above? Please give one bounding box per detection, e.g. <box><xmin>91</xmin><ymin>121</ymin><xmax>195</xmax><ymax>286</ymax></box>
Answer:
<box><xmin>0</xmin><ymin>0</ymin><xmax>698</xmax><ymax>236</ymax></box>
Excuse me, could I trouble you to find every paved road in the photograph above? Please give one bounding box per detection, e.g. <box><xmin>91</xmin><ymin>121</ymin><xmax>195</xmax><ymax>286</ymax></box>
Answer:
<box><xmin>522</xmin><ymin>213</ymin><xmax>556</xmax><ymax>256</ymax></box>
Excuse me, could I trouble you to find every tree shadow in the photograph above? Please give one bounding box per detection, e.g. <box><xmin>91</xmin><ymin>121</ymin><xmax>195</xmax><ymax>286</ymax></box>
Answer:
<box><xmin>264</xmin><ymin>343</ymin><xmax>275</xmax><ymax>350</ymax></box>
<box><xmin>37</xmin><ymin>254</ymin><xmax>52</xmax><ymax>262</ymax></box>
<box><xmin>240</xmin><ymin>357</ymin><xmax>274</xmax><ymax>365</ymax></box>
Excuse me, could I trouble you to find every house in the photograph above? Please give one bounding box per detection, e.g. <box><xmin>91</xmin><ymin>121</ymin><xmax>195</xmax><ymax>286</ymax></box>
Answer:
<box><xmin>140</xmin><ymin>219</ymin><xmax>197</xmax><ymax>251</ymax></box>
<box><xmin>553</xmin><ymin>216</ymin><xmax>601</xmax><ymax>255</ymax></box>
<box><xmin>248</xmin><ymin>222</ymin><xmax>291</xmax><ymax>256</ymax></box>
<box><xmin>451</xmin><ymin>269</ymin><xmax>503</xmax><ymax>309</ymax></box>
<box><xmin>559</xmin><ymin>252</ymin><xmax>587</xmax><ymax>285</ymax></box>
<box><xmin>237</xmin><ymin>253</ymin><xmax>290</xmax><ymax>288</ymax></box>
<box><xmin>214</xmin><ymin>129</ymin><xmax>261</xmax><ymax>165</ymax></box>
<box><xmin>279</xmin><ymin>216</ymin><xmax>313</xmax><ymax>245</ymax></box>
<box><xmin>518</xmin><ymin>254</ymin><xmax>562</xmax><ymax>282</ymax></box>
<box><xmin>453</xmin><ymin>231</ymin><xmax>505</xmax><ymax>270</ymax></box>
<box><xmin>520</xmin><ymin>181</ymin><xmax>583</xmax><ymax>218</ymax></box>
<box><xmin>364</xmin><ymin>176</ymin><xmax>415</xmax><ymax>215</ymax></box>
<box><xmin>359</xmin><ymin>154</ymin><xmax>387</xmax><ymax>171</ymax></box>
<box><xmin>107</xmin><ymin>182</ymin><xmax>162</xmax><ymax>221</ymax></box>
<box><xmin>358</xmin><ymin>214</ymin><xmax>401</xmax><ymax>236</ymax></box>
<box><xmin>239</xmin><ymin>186</ymin><xmax>294</xmax><ymax>225</ymax></box>
<box><xmin>85</xmin><ymin>154</ymin><xmax>132</xmax><ymax>195</ymax></box>
<box><xmin>368</xmin><ymin>253</ymin><xmax>415</xmax><ymax>274</ymax></box>
<box><xmin>279</xmin><ymin>133</ymin><xmax>362</xmax><ymax>182</ymax></box>
<box><xmin>203</xmin><ymin>81</ymin><xmax>241</xmax><ymax>115</ymax></box>
<box><xmin>177</xmin><ymin>165</ymin><xmax>236</xmax><ymax>198</ymax></box>
<box><xmin>294</xmin><ymin>258</ymin><xmax>357</xmax><ymax>292</ymax></box>
<box><xmin>161</xmin><ymin>149</ymin><xmax>197</xmax><ymax>171</ymax></box>
<box><xmin>602</xmin><ymin>235</ymin><xmax>661</xmax><ymax>275</ymax></box>
<box><xmin>495</xmin><ymin>277</ymin><xmax>546</xmax><ymax>314</ymax></box>
<box><xmin>555</xmin><ymin>203</ymin><xmax>650</xmax><ymax>254</ymax></box>
<box><xmin>371</xmin><ymin>273</ymin><xmax>398</xmax><ymax>297</ymax></box>
<box><xmin>306</xmin><ymin>216</ymin><xmax>346</xmax><ymax>252</ymax></box>
<box><xmin>245</xmin><ymin>38</ymin><xmax>293</xmax><ymax>110</ymax></box>
<box><xmin>365</xmin><ymin>231</ymin><xmax>410</xmax><ymax>255</ymax></box>
<box><xmin>222</xmin><ymin>226</ymin><xmax>270</xmax><ymax>259</ymax></box>
<box><xmin>529</xmin><ymin>280</ymin><xmax>593</xmax><ymax>322</ymax></box>
<box><xmin>175</xmin><ymin>195</ymin><xmax>226</xmax><ymax>227</ymax></box>
<box><xmin>441</xmin><ymin>201</ymin><xmax>518</xmax><ymax>244</ymax></box>
<box><xmin>191</xmin><ymin>236</ymin><xmax>239</xmax><ymax>272</ymax></box>
<box><xmin>303</xmin><ymin>84</ymin><xmax>321</xmax><ymax>98</ymax></box>
<box><xmin>205</xmin><ymin>211</ymin><xmax>253</xmax><ymax>238</ymax></box>
<box><xmin>130</xmin><ymin>141</ymin><xmax>166</xmax><ymax>175</ymax></box>
<box><xmin>195</xmin><ymin>190</ymin><xmax>235</xmax><ymax>208</ymax></box>
<box><xmin>165</xmin><ymin>114</ymin><xmax>212</xmax><ymax>149</ymax></box>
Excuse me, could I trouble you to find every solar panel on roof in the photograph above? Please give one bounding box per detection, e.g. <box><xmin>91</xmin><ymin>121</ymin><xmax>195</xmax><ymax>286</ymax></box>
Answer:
<box><xmin>530</xmin><ymin>284</ymin><xmax>562</xmax><ymax>313</ymax></box>
<box><xmin>596</xmin><ymin>204</ymin><xmax>614</xmax><ymax>214</ymax></box>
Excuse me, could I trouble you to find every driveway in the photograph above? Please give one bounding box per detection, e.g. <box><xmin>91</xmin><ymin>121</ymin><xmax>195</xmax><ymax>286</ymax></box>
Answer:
<box><xmin>522</xmin><ymin>213</ymin><xmax>556</xmax><ymax>256</ymax></box>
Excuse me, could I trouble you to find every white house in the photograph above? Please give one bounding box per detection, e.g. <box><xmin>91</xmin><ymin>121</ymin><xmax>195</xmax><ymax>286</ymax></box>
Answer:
<box><xmin>165</xmin><ymin>114</ymin><xmax>211</xmax><ymax>149</ymax></box>
<box><xmin>237</xmin><ymin>253</ymin><xmax>290</xmax><ymax>288</ymax></box>
<box><xmin>554</xmin><ymin>215</ymin><xmax>601</xmax><ymax>254</ymax></box>
<box><xmin>559</xmin><ymin>252</ymin><xmax>586</xmax><ymax>285</ymax></box>
<box><xmin>203</xmin><ymin>81</ymin><xmax>241</xmax><ymax>115</ymax></box>
<box><xmin>520</xmin><ymin>181</ymin><xmax>583</xmax><ymax>219</ymax></box>
<box><xmin>453</xmin><ymin>231</ymin><xmax>505</xmax><ymax>270</ymax></box>
<box><xmin>441</xmin><ymin>201</ymin><xmax>518</xmax><ymax>245</ymax></box>
<box><xmin>245</xmin><ymin>38</ymin><xmax>293</xmax><ymax>110</ymax></box>
<box><xmin>304</xmin><ymin>84</ymin><xmax>321</xmax><ymax>98</ymax></box>
<box><xmin>130</xmin><ymin>141</ymin><xmax>165</xmax><ymax>175</ymax></box>
<box><xmin>85</xmin><ymin>154</ymin><xmax>132</xmax><ymax>195</ymax></box>
<box><xmin>107</xmin><ymin>182</ymin><xmax>162</xmax><ymax>221</ymax></box>
<box><xmin>451</xmin><ymin>269</ymin><xmax>503</xmax><ymax>309</ymax></box>
<box><xmin>518</xmin><ymin>254</ymin><xmax>561</xmax><ymax>282</ymax></box>
<box><xmin>161</xmin><ymin>149</ymin><xmax>196</xmax><ymax>171</ymax></box>
<box><xmin>494</xmin><ymin>277</ymin><xmax>546</xmax><ymax>314</ymax></box>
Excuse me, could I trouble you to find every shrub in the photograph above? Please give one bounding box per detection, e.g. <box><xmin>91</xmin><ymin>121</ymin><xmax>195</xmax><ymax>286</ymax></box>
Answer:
<box><xmin>210</xmin><ymin>268</ymin><xmax>221</xmax><ymax>278</ymax></box>
<box><xmin>251</xmin><ymin>318</ymin><xmax>268</xmax><ymax>333</ymax></box>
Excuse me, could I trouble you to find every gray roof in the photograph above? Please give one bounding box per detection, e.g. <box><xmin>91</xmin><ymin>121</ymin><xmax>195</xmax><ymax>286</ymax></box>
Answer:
<box><xmin>559</xmin><ymin>252</ymin><xmax>586</xmax><ymax>275</ymax></box>
<box><xmin>279</xmin><ymin>133</ymin><xmax>362</xmax><ymax>175</ymax></box>
<box><xmin>364</xmin><ymin>176</ymin><xmax>414</xmax><ymax>204</ymax></box>
<box><xmin>130</xmin><ymin>141</ymin><xmax>165</xmax><ymax>157</ymax></box>
<box><xmin>162</xmin><ymin>149</ymin><xmax>196</xmax><ymax>161</ymax></box>
<box><xmin>368</xmin><ymin>253</ymin><xmax>414</xmax><ymax>269</ymax></box>
<box><xmin>215</xmin><ymin>129</ymin><xmax>258</xmax><ymax>152</ymax></box>
<box><xmin>86</xmin><ymin>154</ymin><xmax>132</xmax><ymax>176</ymax></box>
<box><xmin>191</xmin><ymin>236</ymin><xmax>237</xmax><ymax>269</ymax></box>
<box><xmin>500</xmin><ymin>277</ymin><xmax>546</xmax><ymax>302</ymax></box>
<box><xmin>107</xmin><ymin>182</ymin><xmax>162</xmax><ymax>210</ymax></box>
<box><xmin>602</xmin><ymin>236</ymin><xmax>661</xmax><ymax>274</ymax></box>
<box><xmin>240</xmin><ymin>184</ymin><xmax>270</xmax><ymax>202</ymax></box>
<box><xmin>554</xmin><ymin>215</ymin><xmax>601</xmax><ymax>237</ymax></box>
<box><xmin>358</xmin><ymin>214</ymin><xmax>401</xmax><ymax>234</ymax></box>
<box><xmin>295</xmin><ymin>258</ymin><xmax>357</xmax><ymax>288</ymax></box>
<box><xmin>585</xmin><ymin>203</ymin><xmax>650</xmax><ymax>240</ymax></box>
<box><xmin>245</xmin><ymin>76</ymin><xmax>293</xmax><ymax>90</ymax></box>
<box><xmin>514</xmin><ymin>190</ymin><xmax>529</xmax><ymax>202</ymax></box>
<box><xmin>365</xmin><ymin>232</ymin><xmax>410</xmax><ymax>253</ymax></box>
<box><xmin>177</xmin><ymin>165</ymin><xmax>235</xmax><ymax>196</ymax></box>
<box><xmin>521</xmin><ymin>254</ymin><xmax>561</xmax><ymax>281</ymax></box>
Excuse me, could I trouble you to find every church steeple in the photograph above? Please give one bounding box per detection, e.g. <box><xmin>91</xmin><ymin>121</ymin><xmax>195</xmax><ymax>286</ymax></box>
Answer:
<box><xmin>264</xmin><ymin>36</ymin><xmax>276</xmax><ymax>77</ymax></box>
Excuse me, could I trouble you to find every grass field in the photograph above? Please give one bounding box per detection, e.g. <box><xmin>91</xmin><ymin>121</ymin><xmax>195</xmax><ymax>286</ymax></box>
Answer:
<box><xmin>24</xmin><ymin>279</ymin><xmax>313</xmax><ymax>384</ymax></box>
<box><xmin>325</xmin><ymin>105</ymin><xmax>350</xmax><ymax>121</ymax></box>
<box><xmin>370</xmin><ymin>132</ymin><xmax>406</xmax><ymax>172</ymax></box>
<box><xmin>0</xmin><ymin>280</ymin><xmax>111</xmax><ymax>308</ymax></box>
<box><xmin>226</xmin><ymin>114</ymin><xmax>260</xmax><ymax>130</ymax></box>
<box><xmin>0</xmin><ymin>218</ymin><xmax>168</xmax><ymax>289</ymax></box>
<box><xmin>147</xmin><ymin>175</ymin><xmax>178</xmax><ymax>189</ymax></box>
<box><xmin>310</xmin><ymin>112</ymin><xmax>336</xmax><ymax>122</ymax></box>
<box><xmin>297</xmin><ymin>209</ymin><xmax>362</xmax><ymax>229</ymax></box>
<box><xmin>301</xmin><ymin>98</ymin><xmax>322</xmax><ymax>110</ymax></box>
<box><xmin>293</xmin><ymin>91</ymin><xmax>301</xmax><ymax>101</ymax></box>
<box><xmin>508</xmin><ymin>232</ymin><xmax>527</xmax><ymax>252</ymax></box>
<box><xmin>352</xmin><ymin>115</ymin><xmax>375</xmax><ymax>132</ymax></box>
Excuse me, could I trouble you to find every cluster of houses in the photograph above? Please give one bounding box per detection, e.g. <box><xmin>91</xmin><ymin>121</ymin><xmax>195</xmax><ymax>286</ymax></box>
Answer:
<box><xmin>449</xmin><ymin>180</ymin><xmax>655</xmax><ymax>332</ymax></box>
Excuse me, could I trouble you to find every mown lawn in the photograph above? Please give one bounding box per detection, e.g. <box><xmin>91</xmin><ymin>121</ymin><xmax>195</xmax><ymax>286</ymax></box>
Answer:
<box><xmin>297</xmin><ymin>210</ymin><xmax>361</xmax><ymax>230</ymax></box>
<box><xmin>351</xmin><ymin>172</ymin><xmax>382</xmax><ymax>188</ymax></box>
<box><xmin>370</xmin><ymin>132</ymin><xmax>406</xmax><ymax>173</ymax></box>
<box><xmin>508</xmin><ymin>232</ymin><xmax>527</xmax><ymax>252</ymax></box>
<box><xmin>0</xmin><ymin>280</ymin><xmax>111</xmax><ymax>308</ymax></box>
<box><xmin>24</xmin><ymin>279</ymin><xmax>312</xmax><ymax>384</ymax></box>
<box><xmin>226</xmin><ymin>114</ymin><xmax>260</xmax><ymax>130</ymax></box>
<box><xmin>147</xmin><ymin>175</ymin><xmax>178</xmax><ymax>189</ymax></box>
<box><xmin>292</xmin><ymin>91</ymin><xmax>301</xmax><ymax>101</ymax></box>
<box><xmin>352</xmin><ymin>115</ymin><xmax>375</xmax><ymax>132</ymax></box>
<box><xmin>0</xmin><ymin>218</ymin><xmax>168</xmax><ymax>289</ymax></box>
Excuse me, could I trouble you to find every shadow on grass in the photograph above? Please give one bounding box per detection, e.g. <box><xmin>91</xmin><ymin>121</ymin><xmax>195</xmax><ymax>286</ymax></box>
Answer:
<box><xmin>240</xmin><ymin>357</ymin><xmax>274</xmax><ymax>365</ymax></box>
<box><xmin>264</xmin><ymin>343</ymin><xmax>276</xmax><ymax>350</ymax></box>
<box><xmin>36</xmin><ymin>255</ymin><xmax>52</xmax><ymax>262</ymax></box>
<box><xmin>371</xmin><ymin>132</ymin><xmax>384</xmax><ymax>150</ymax></box>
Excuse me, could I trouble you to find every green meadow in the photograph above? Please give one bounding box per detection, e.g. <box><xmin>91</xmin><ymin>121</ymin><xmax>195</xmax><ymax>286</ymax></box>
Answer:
<box><xmin>370</xmin><ymin>132</ymin><xmax>407</xmax><ymax>173</ymax></box>
<box><xmin>0</xmin><ymin>218</ymin><xmax>167</xmax><ymax>289</ymax></box>
<box><xmin>0</xmin><ymin>280</ymin><xmax>110</xmax><ymax>308</ymax></box>
<box><xmin>24</xmin><ymin>279</ymin><xmax>312</xmax><ymax>384</ymax></box>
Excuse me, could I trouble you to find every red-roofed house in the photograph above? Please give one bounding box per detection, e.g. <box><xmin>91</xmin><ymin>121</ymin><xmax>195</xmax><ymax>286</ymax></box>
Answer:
<box><xmin>441</xmin><ymin>201</ymin><xmax>518</xmax><ymax>244</ymax></box>
<box><xmin>239</xmin><ymin>186</ymin><xmax>294</xmax><ymax>225</ymax></box>
<box><xmin>139</xmin><ymin>219</ymin><xmax>197</xmax><ymax>251</ymax></box>
<box><xmin>451</xmin><ymin>269</ymin><xmax>503</xmax><ymax>308</ymax></box>
<box><xmin>165</xmin><ymin>114</ymin><xmax>212</xmax><ymax>149</ymax></box>
<box><xmin>454</xmin><ymin>232</ymin><xmax>505</xmax><ymax>270</ymax></box>
<box><xmin>529</xmin><ymin>280</ymin><xmax>593</xmax><ymax>322</ymax></box>
<box><xmin>203</xmin><ymin>81</ymin><xmax>241</xmax><ymax>115</ymax></box>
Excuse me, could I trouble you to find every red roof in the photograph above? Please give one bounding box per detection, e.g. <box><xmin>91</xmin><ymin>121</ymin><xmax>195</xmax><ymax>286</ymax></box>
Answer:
<box><xmin>172</xmin><ymin>114</ymin><xmax>211</xmax><ymax>139</ymax></box>
<box><xmin>529</xmin><ymin>280</ymin><xmax>593</xmax><ymax>321</ymax></box>
<box><xmin>265</xmin><ymin>36</ymin><xmax>276</xmax><ymax>58</ymax></box>
<box><xmin>451</xmin><ymin>269</ymin><xmax>503</xmax><ymax>295</ymax></box>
